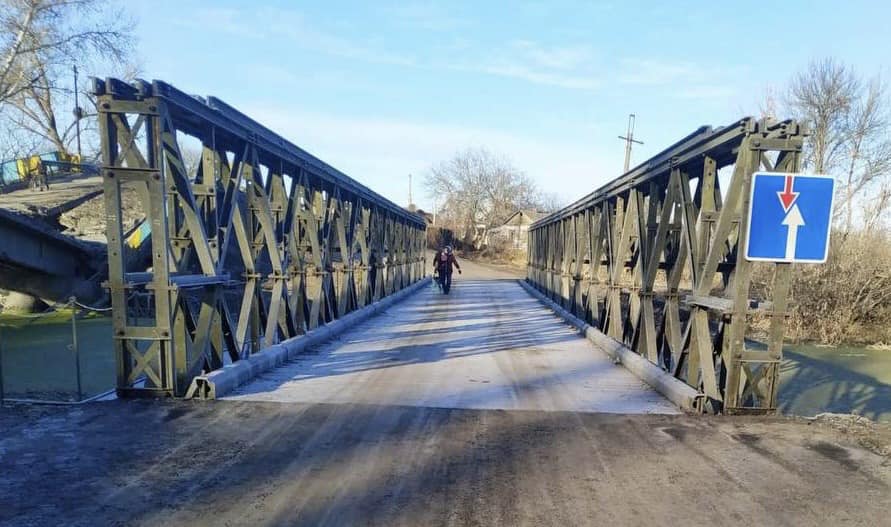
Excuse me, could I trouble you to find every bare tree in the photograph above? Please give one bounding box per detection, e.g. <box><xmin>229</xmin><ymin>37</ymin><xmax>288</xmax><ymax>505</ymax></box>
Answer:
<box><xmin>838</xmin><ymin>78</ymin><xmax>891</xmax><ymax>232</ymax></box>
<box><xmin>0</xmin><ymin>0</ymin><xmax>134</xmax><ymax>155</ymax></box>
<box><xmin>788</xmin><ymin>58</ymin><xmax>859</xmax><ymax>174</ymax></box>
<box><xmin>537</xmin><ymin>191</ymin><xmax>565</xmax><ymax>214</ymax></box>
<box><xmin>182</xmin><ymin>147</ymin><xmax>203</xmax><ymax>178</ymax></box>
<box><xmin>758</xmin><ymin>84</ymin><xmax>780</xmax><ymax>121</ymax></box>
<box><xmin>788</xmin><ymin>58</ymin><xmax>891</xmax><ymax>232</ymax></box>
<box><xmin>425</xmin><ymin>147</ymin><xmax>554</xmax><ymax>246</ymax></box>
<box><xmin>863</xmin><ymin>182</ymin><xmax>891</xmax><ymax>234</ymax></box>
<box><xmin>0</xmin><ymin>117</ymin><xmax>42</xmax><ymax>161</ymax></box>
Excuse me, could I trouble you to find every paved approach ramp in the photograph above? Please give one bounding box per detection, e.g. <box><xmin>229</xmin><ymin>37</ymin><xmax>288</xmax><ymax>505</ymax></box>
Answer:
<box><xmin>227</xmin><ymin>259</ymin><xmax>677</xmax><ymax>414</ymax></box>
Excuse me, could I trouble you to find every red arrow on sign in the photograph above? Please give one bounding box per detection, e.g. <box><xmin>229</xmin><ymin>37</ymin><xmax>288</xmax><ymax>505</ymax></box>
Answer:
<box><xmin>777</xmin><ymin>175</ymin><xmax>799</xmax><ymax>212</ymax></box>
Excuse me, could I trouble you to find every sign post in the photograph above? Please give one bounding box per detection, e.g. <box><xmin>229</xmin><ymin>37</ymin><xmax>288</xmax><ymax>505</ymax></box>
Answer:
<box><xmin>744</xmin><ymin>172</ymin><xmax>836</xmax><ymax>263</ymax></box>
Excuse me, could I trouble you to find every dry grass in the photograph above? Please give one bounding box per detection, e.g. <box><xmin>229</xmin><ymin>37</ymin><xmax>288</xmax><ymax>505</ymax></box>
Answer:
<box><xmin>476</xmin><ymin>237</ymin><xmax>526</xmax><ymax>269</ymax></box>
<box><xmin>753</xmin><ymin>230</ymin><xmax>891</xmax><ymax>345</ymax></box>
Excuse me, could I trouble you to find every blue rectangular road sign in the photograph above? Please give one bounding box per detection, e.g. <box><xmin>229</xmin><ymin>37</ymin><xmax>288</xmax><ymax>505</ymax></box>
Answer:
<box><xmin>744</xmin><ymin>172</ymin><xmax>836</xmax><ymax>263</ymax></box>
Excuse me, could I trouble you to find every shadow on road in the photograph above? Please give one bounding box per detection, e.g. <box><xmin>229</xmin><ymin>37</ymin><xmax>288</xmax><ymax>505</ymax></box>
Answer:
<box><xmin>233</xmin><ymin>280</ymin><xmax>580</xmax><ymax>395</ymax></box>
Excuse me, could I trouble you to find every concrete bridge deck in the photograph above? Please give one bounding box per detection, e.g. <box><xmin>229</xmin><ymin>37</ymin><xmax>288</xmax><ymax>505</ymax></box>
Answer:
<box><xmin>1</xmin><ymin>260</ymin><xmax>889</xmax><ymax>526</ymax></box>
<box><xmin>226</xmin><ymin>261</ymin><xmax>677</xmax><ymax>414</ymax></box>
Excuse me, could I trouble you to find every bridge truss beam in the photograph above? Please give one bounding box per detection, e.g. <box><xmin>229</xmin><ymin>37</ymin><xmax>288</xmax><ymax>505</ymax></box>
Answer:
<box><xmin>93</xmin><ymin>78</ymin><xmax>427</xmax><ymax>397</ymax></box>
<box><xmin>527</xmin><ymin>117</ymin><xmax>806</xmax><ymax>413</ymax></box>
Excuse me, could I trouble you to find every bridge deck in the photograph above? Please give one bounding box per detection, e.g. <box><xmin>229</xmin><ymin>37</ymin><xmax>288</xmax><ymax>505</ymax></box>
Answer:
<box><xmin>0</xmin><ymin>173</ymin><xmax>103</xmax><ymax>218</ymax></box>
<box><xmin>227</xmin><ymin>262</ymin><xmax>677</xmax><ymax>414</ymax></box>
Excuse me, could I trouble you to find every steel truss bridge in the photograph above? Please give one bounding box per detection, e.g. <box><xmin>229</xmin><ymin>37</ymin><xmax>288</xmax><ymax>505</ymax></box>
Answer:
<box><xmin>527</xmin><ymin>118</ymin><xmax>807</xmax><ymax>413</ymax></box>
<box><xmin>93</xmin><ymin>78</ymin><xmax>427</xmax><ymax>398</ymax></box>
<box><xmin>91</xmin><ymin>75</ymin><xmax>805</xmax><ymax>413</ymax></box>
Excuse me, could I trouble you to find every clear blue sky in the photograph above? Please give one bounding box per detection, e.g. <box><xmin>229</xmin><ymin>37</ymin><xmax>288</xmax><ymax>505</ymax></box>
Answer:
<box><xmin>128</xmin><ymin>1</ymin><xmax>890</xmax><ymax>210</ymax></box>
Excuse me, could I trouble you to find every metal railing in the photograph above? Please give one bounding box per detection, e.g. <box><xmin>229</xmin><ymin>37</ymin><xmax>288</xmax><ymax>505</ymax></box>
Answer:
<box><xmin>527</xmin><ymin>117</ymin><xmax>807</xmax><ymax>414</ymax></box>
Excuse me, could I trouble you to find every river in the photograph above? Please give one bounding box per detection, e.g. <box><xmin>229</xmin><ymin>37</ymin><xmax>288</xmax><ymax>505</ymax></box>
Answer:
<box><xmin>0</xmin><ymin>313</ymin><xmax>114</xmax><ymax>401</ymax></box>
<box><xmin>779</xmin><ymin>343</ymin><xmax>891</xmax><ymax>423</ymax></box>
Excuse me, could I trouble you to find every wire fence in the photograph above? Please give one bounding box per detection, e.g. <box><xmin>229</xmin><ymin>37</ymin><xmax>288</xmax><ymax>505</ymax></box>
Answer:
<box><xmin>0</xmin><ymin>298</ymin><xmax>115</xmax><ymax>403</ymax></box>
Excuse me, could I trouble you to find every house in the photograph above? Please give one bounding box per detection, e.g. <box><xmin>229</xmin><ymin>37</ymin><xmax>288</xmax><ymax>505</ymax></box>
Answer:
<box><xmin>486</xmin><ymin>210</ymin><xmax>543</xmax><ymax>251</ymax></box>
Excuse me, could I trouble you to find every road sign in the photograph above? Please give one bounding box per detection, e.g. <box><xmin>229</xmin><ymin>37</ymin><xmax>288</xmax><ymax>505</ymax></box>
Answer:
<box><xmin>744</xmin><ymin>172</ymin><xmax>836</xmax><ymax>263</ymax></box>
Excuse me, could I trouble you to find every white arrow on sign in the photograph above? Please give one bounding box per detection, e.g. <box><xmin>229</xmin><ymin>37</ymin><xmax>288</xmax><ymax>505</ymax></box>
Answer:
<box><xmin>782</xmin><ymin>203</ymin><xmax>805</xmax><ymax>259</ymax></box>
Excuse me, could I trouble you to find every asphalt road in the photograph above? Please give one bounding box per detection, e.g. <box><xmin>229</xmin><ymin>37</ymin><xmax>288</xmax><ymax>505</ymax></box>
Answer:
<box><xmin>1</xmin><ymin>256</ymin><xmax>889</xmax><ymax>526</ymax></box>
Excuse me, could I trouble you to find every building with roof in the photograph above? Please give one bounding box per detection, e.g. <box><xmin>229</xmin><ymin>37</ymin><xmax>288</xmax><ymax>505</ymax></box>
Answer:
<box><xmin>486</xmin><ymin>210</ymin><xmax>543</xmax><ymax>251</ymax></box>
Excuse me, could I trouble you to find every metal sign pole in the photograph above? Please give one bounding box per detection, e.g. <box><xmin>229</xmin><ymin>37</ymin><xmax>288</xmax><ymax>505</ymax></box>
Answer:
<box><xmin>70</xmin><ymin>298</ymin><xmax>82</xmax><ymax>401</ymax></box>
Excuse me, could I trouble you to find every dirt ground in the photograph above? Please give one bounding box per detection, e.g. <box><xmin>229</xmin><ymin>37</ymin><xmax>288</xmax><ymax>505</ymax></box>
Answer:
<box><xmin>0</xmin><ymin>400</ymin><xmax>889</xmax><ymax>527</ymax></box>
<box><xmin>0</xmin><ymin>172</ymin><xmax>143</xmax><ymax>306</ymax></box>
<box><xmin>462</xmin><ymin>251</ymin><xmax>527</xmax><ymax>275</ymax></box>
<box><xmin>1</xmin><ymin>258</ymin><xmax>890</xmax><ymax>526</ymax></box>
<box><xmin>57</xmin><ymin>185</ymin><xmax>143</xmax><ymax>241</ymax></box>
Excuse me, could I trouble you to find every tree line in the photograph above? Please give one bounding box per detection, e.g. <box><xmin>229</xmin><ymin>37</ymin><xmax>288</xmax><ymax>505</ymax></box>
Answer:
<box><xmin>424</xmin><ymin>147</ymin><xmax>562</xmax><ymax>247</ymax></box>
<box><xmin>756</xmin><ymin>58</ymin><xmax>891</xmax><ymax>345</ymax></box>
<box><xmin>0</xmin><ymin>0</ymin><xmax>135</xmax><ymax>162</ymax></box>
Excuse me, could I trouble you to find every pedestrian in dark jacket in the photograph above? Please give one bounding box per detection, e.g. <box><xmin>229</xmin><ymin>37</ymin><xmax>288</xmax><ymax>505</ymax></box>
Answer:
<box><xmin>433</xmin><ymin>245</ymin><xmax>461</xmax><ymax>294</ymax></box>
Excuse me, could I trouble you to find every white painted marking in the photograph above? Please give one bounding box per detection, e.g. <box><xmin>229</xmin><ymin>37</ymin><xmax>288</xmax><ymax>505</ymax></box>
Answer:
<box><xmin>782</xmin><ymin>204</ymin><xmax>805</xmax><ymax>260</ymax></box>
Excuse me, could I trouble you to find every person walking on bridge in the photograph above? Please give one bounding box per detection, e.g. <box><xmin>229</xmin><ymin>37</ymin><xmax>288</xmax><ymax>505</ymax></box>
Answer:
<box><xmin>30</xmin><ymin>159</ymin><xmax>49</xmax><ymax>191</ymax></box>
<box><xmin>433</xmin><ymin>245</ymin><xmax>461</xmax><ymax>294</ymax></box>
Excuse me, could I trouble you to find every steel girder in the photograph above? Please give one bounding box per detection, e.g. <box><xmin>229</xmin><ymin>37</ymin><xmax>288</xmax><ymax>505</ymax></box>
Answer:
<box><xmin>527</xmin><ymin>118</ymin><xmax>807</xmax><ymax>413</ymax></box>
<box><xmin>93</xmin><ymin>78</ymin><xmax>427</xmax><ymax>397</ymax></box>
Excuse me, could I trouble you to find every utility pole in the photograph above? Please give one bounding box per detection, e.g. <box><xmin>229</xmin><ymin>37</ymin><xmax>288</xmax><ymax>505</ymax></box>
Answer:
<box><xmin>408</xmin><ymin>173</ymin><xmax>413</xmax><ymax>206</ymax></box>
<box><xmin>617</xmin><ymin>113</ymin><xmax>643</xmax><ymax>173</ymax></box>
<box><xmin>72</xmin><ymin>64</ymin><xmax>83</xmax><ymax>161</ymax></box>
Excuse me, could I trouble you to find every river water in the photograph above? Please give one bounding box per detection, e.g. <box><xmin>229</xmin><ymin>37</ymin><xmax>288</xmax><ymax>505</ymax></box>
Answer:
<box><xmin>0</xmin><ymin>313</ymin><xmax>114</xmax><ymax>401</ymax></box>
<box><xmin>778</xmin><ymin>343</ymin><xmax>891</xmax><ymax>423</ymax></box>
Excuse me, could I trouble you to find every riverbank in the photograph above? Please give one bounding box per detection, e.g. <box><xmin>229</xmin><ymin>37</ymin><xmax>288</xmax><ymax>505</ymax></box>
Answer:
<box><xmin>808</xmin><ymin>412</ymin><xmax>891</xmax><ymax>458</ymax></box>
